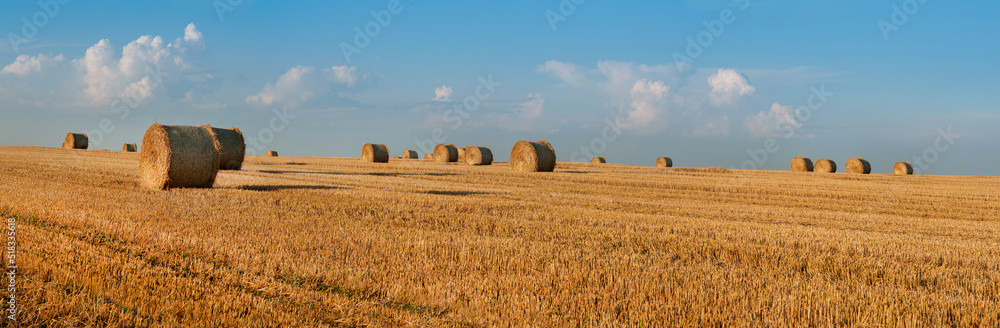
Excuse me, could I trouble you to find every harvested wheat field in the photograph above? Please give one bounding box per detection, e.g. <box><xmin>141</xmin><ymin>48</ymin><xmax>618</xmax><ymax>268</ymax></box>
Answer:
<box><xmin>2</xmin><ymin>146</ymin><xmax>1000</xmax><ymax>327</ymax></box>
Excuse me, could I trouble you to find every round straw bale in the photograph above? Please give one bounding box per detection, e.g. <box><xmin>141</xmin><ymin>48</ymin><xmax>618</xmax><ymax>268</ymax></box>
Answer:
<box><xmin>656</xmin><ymin>157</ymin><xmax>673</xmax><ymax>168</ymax></box>
<box><xmin>790</xmin><ymin>156</ymin><xmax>814</xmax><ymax>172</ymax></box>
<box><xmin>200</xmin><ymin>125</ymin><xmax>245</xmax><ymax>170</ymax></box>
<box><xmin>814</xmin><ymin>159</ymin><xmax>837</xmax><ymax>173</ymax></box>
<box><xmin>62</xmin><ymin>133</ymin><xmax>88</xmax><ymax>149</ymax></box>
<box><xmin>362</xmin><ymin>143</ymin><xmax>389</xmax><ymax>163</ymax></box>
<box><xmin>265</xmin><ymin>150</ymin><xmax>278</xmax><ymax>157</ymax></box>
<box><xmin>465</xmin><ymin>146</ymin><xmax>493</xmax><ymax>165</ymax></box>
<box><xmin>123</xmin><ymin>143</ymin><xmax>137</xmax><ymax>152</ymax></box>
<box><xmin>138</xmin><ymin>124</ymin><xmax>220</xmax><ymax>190</ymax></box>
<box><xmin>893</xmin><ymin>162</ymin><xmax>914</xmax><ymax>175</ymax></box>
<box><xmin>424</xmin><ymin>153</ymin><xmax>432</xmax><ymax>160</ymax></box>
<box><xmin>433</xmin><ymin>144</ymin><xmax>458</xmax><ymax>162</ymax></box>
<box><xmin>510</xmin><ymin>140</ymin><xmax>556</xmax><ymax>172</ymax></box>
<box><xmin>846</xmin><ymin>158</ymin><xmax>871</xmax><ymax>174</ymax></box>
<box><xmin>402</xmin><ymin>150</ymin><xmax>418</xmax><ymax>159</ymax></box>
<box><xmin>591</xmin><ymin>157</ymin><xmax>606</xmax><ymax>164</ymax></box>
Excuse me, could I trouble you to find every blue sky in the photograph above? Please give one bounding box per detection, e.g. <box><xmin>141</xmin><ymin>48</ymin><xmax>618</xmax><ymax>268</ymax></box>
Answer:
<box><xmin>1</xmin><ymin>0</ymin><xmax>997</xmax><ymax>175</ymax></box>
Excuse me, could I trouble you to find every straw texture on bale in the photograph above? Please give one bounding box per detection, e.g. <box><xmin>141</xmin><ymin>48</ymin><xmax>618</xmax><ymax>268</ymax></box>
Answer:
<box><xmin>814</xmin><ymin>159</ymin><xmax>837</xmax><ymax>173</ymax></box>
<box><xmin>402</xmin><ymin>150</ymin><xmax>418</xmax><ymax>159</ymax></box>
<box><xmin>510</xmin><ymin>140</ymin><xmax>556</xmax><ymax>172</ymax></box>
<box><xmin>201</xmin><ymin>125</ymin><xmax>245</xmax><ymax>170</ymax></box>
<box><xmin>424</xmin><ymin>153</ymin><xmax>432</xmax><ymax>160</ymax></box>
<box><xmin>790</xmin><ymin>157</ymin><xmax>814</xmax><ymax>172</ymax></box>
<box><xmin>846</xmin><ymin>158</ymin><xmax>872</xmax><ymax>174</ymax></box>
<box><xmin>123</xmin><ymin>143</ymin><xmax>137</xmax><ymax>152</ymax></box>
<box><xmin>62</xmin><ymin>133</ymin><xmax>88</xmax><ymax>149</ymax></box>
<box><xmin>361</xmin><ymin>143</ymin><xmax>389</xmax><ymax>163</ymax></box>
<box><xmin>138</xmin><ymin>124</ymin><xmax>220</xmax><ymax>190</ymax></box>
<box><xmin>656</xmin><ymin>157</ymin><xmax>673</xmax><ymax>168</ymax></box>
<box><xmin>893</xmin><ymin>162</ymin><xmax>914</xmax><ymax>175</ymax></box>
<box><xmin>265</xmin><ymin>150</ymin><xmax>278</xmax><ymax>157</ymax></box>
<box><xmin>591</xmin><ymin>157</ymin><xmax>606</xmax><ymax>164</ymax></box>
<box><xmin>464</xmin><ymin>146</ymin><xmax>493</xmax><ymax>166</ymax></box>
<box><xmin>452</xmin><ymin>144</ymin><xmax>466</xmax><ymax>162</ymax></box>
<box><xmin>433</xmin><ymin>144</ymin><xmax>458</xmax><ymax>162</ymax></box>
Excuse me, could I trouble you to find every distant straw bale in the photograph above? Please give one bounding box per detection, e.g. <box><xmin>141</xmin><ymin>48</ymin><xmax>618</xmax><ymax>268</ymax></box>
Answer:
<box><xmin>402</xmin><ymin>150</ymin><xmax>418</xmax><ymax>159</ymax></box>
<box><xmin>62</xmin><ymin>133</ymin><xmax>88</xmax><ymax>149</ymax></box>
<box><xmin>510</xmin><ymin>140</ymin><xmax>555</xmax><ymax>172</ymax></box>
<box><xmin>814</xmin><ymin>159</ymin><xmax>837</xmax><ymax>173</ymax></box>
<box><xmin>123</xmin><ymin>143</ymin><xmax>137</xmax><ymax>152</ymax></box>
<box><xmin>591</xmin><ymin>157</ymin><xmax>606</xmax><ymax>164</ymax></box>
<box><xmin>465</xmin><ymin>146</ymin><xmax>493</xmax><ymax>165</ymax></box>
<box><xmin>265</xmin><ymin>150</ymin><xmax>278</xmax><ymax>157</ymax></box>
<box><xmin>846</xmin><ymin>158</ymin><xmax>871</xmax><ymax>174</ymax></box>
<box><xmin>790</xmin><ymin>157</ymin><xmax>814</xmax><ymax>172</ymax></box>
<box><xmin>656</xmin><ymin>157</ymin><xmax>673</xmax><ymax>168</ymax></box>
<box><xmin>362</xmin><ymin>143</ymin><xmax>389</xmax><ymax>163</ymax></box>
<box><xmin>433</xmin><ymin>144</ymin><xmax>458</xmax><ymax>162</ymax></box>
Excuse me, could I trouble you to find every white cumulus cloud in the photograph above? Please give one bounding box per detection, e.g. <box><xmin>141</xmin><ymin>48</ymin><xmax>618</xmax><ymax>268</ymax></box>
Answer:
<box><xmin>1</xmin><ymin>53</ymin><xmax>65</xmax><ymax>76</ymax></box>
<box><xmin>708</xmin><ymin>68</ymin><xmax>755</xmax><ymax>106</ymax></box>
<box><xmin>433</xmin><ymin>85</ymin><xmax>452</xmax><ymax>101</ymax></box>
<box><xmin>621</xmin><ymin>79</ymin><xmax>671</xmax><ymax>133</ymax></box>
<box><xmin>744</xmin><ymin>103</ymin><xmax>799</xmax><ymax>137</ymax></box>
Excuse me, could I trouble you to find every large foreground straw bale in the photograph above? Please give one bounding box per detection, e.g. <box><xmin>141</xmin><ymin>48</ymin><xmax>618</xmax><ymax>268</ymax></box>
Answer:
<box><xmin>138</xmin><ymin>124</ymin><xmax>219</xmax><ymax>190</ymax></box>
<box><xmin>362</xmin><ymin>143</ymin><xmax>389</xmax><ymax>163</ymax></box>
<box><xmin>846</xmin><ymin>158</ymin><xmax>872</xmax><ymax>174</ymax></box>
<box><xmin>465</xmin><ymin>146</ymin><xmax>493</xmax><ymax>165</ymax></box>
<box><xmin>402</xmin><ymin>150</ymin><xmax>418</xmax><ymax>159</ymax></box>
<box><xmin>656</xmin><ymin>157</ymin><xmax>673</xmax><ymax>168</ymax></box>
<box><xmin>511</xmin><ymin>140</ymin><xmax>555</xmax><ymax>172</ymax></box>
<box><xmin>814</xmin><ymin>159</ymin><xmax>837</xmax><ymax>173</ymax></box>
<box><xmin>591</xmin><ymin>157</ymin><xmax>606</xmax><ymax>164</ymax></box>
<box><xmin>790</xmin><ymin>157</ymin><xmax>814</xmax><ymax>172</ymax></box>
<box><xmin>201</xmin><ymin>126</ymin><xmax>245</xmax><ymax>170</ymax></box>
<box><xmin>433</xmin><ymin>144</ymin><xmax>458</xmax><ymax>162</ymax></box>
<box><xmin>62</xmin><ymin>133</ymin><xmax>88</xmax><ymax>149</ymax></box>
<box><xmin>122</xmin><ymin>143</ymin><xmax>137</xmax><ymax>152</ymax></box>
<box><xmin>893</xmin><ymin>162</ymin><xmax>914</xmax><ymax>175</ymax></box>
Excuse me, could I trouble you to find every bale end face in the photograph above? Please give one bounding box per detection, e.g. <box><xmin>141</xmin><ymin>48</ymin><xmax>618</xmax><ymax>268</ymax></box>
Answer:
<box><xmin>433</xmin><ymin>144</ymin><xmax>458</xmax><ymax>162</ymax></box>
<box><xmin>465</xmin><ymin>146</ymin><xmax>494</xmax><ymax>165</ymax></box>
<box><xmin>591</xmin><ymin>157</ymin><xmax>606</xmax><ymax>164</ymax></box>
<box><xmin>510</xmin><ymin>140</ymin><xmax>556</xmax><ymax>172</ymax></box>
<box><xmin>790</xmin><ymin>157</ymin><xmax>814</xmax><ymax>172</ymax></box>
<box><xmin>423</xmin><ymin>153</ymin><xmax>432</xmax><ymax>160</ymax></box>
<box><xmin>123</xmin><ymin>143</ymin><xmax>137</xmax><ymax>152</ymax></box>
<box><xmin>138</xmin><ymin>124</ymin><xmax>220</xmax><ymax>190</ymax></box>
<box><xmin>362</xmin><ymin>143</ymin><xmax>389</xmax><ymax>163</ymax></box>
<box><xmin>893</xmin><ymin>162</ymin><xmax>914</xmax><ymax>175</ymax></box>
<box><xmin>814</xmin><ymin>159</ymin><xmax>837</xmax><ymax>173</ymax></box>
<box><xmin>656</xmin><ymin>157</ymin><xmax>673</xmax><ymax>168</ymax></box>
<box><xmin>846</xmin><ymin>158</ymin><xmax>872</xmax><ymax>174</ymax></box>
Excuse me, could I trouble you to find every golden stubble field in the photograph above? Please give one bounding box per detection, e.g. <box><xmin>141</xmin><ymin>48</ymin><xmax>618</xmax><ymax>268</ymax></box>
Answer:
<box><xmin>1</xmin><ymin>146</ymin><xmax>999</xmax><ymax>327</ymax></box>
